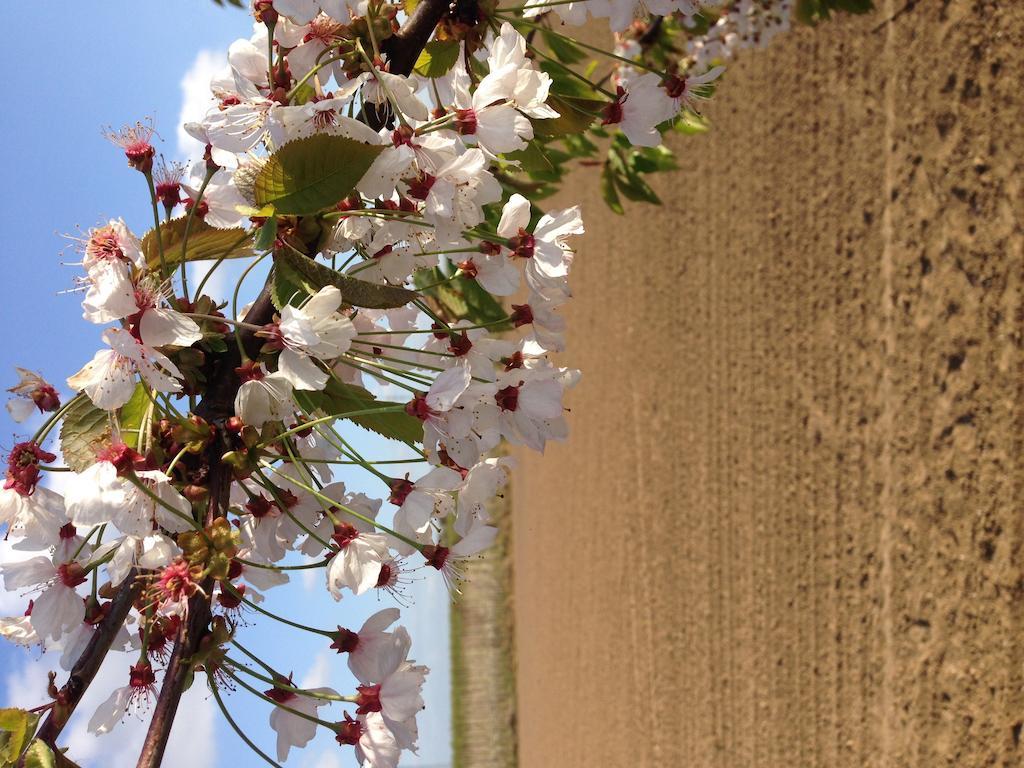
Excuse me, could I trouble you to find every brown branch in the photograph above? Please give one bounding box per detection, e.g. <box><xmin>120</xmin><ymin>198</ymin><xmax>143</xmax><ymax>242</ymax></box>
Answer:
<box><xmin>381</xmin><ymin>0</ymin><xmax>453</xmax><ymax>76</ymax></box>
<box><xmin>132</xmin><ymin>582</ymin><xmax>214</xmax><ymax>768</ymax></box>
<box><xmin>34</xmin><ymin>571</ymin><xmax>142</xmax><ymax>749</ymax></box>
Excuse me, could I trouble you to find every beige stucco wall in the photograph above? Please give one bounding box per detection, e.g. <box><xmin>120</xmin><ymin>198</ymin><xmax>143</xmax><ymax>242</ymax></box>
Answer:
<box><xmin>512</xmin><ymin>3</ymin><xmax>1024</xmax><ymax>766</ymax></box>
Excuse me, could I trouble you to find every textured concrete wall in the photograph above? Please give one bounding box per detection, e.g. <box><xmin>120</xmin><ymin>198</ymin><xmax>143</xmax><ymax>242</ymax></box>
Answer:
<box><xmin>512</xmin><ymin>3</ymin><xmax>1023</xmax><ymax>767</ymax></box>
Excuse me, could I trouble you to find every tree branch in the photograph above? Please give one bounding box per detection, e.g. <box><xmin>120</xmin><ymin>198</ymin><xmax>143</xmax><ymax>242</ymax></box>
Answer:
<box><xmin>34</xmin><ymin>571</ymin><xmax>142</xmax><ymax>749</ymax></box>
<box><xmin>381</xmin><ymin>0</ymin><xmax>452</xmax><ymax>76</ymax></box>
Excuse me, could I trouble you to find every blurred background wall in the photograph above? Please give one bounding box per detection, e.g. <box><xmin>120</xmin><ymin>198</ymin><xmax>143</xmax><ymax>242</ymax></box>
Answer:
<box><xmin>511</xmin><ymin>2</ymin><xmax>1024</xmax><ymax>766</ymax></box>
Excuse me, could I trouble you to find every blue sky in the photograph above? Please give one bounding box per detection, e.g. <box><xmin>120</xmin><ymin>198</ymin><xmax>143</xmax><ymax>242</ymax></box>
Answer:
<box><xmin>0</xmin><ymin>3</ymin><xmax>450</xmax><ymax>766</ymax></box>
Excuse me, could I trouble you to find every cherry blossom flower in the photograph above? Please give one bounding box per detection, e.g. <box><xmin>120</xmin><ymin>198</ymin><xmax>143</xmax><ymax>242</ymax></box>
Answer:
<box><xmin>262</xmin><ymin>286</ymin><xmax>356</xmax><ymax>391</ymax></box>
<box><xmin>329</xmin><ymin>607</ymin><xmax>404</xmax><ymax>683</ymax></box>
<box><xmin>6</xmin><ymin>368</ymin><xmax>61</xmax><ymax>422</ymax></box>
<box><xmin>265</xmin><ymin>676</ymin><xmax>338</xmax><ymax>761</ymax></box>
<box><xmin>326</xmin><ymin>522</ymin><xmax>392</xmax><ymax>599</ymax></box>
<box><xmin>1</xmin><ymin>555</ymin><xmax>87</xmax><ymax>643</ymax></box>
<box><xmin>603</xmin><ymin>71</ymin><xmax>676</xmax><ymax>147</ymax></box>
<box><xmin>336</xmin><ymin>711</ymin><xmax>401</xmax><ymax>768</ymax></box>
<box><xmin>88</xmin><ymin>663</ymin><xmax>158</xmax><ymax>734</ymax></box>
<box><xmin>67</xmin><ymin>328</ymin><xmax>186</xmax><ymax>410</ymax></box>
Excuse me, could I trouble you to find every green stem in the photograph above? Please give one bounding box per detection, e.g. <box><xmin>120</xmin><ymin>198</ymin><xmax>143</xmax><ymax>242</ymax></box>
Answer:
<box><xmin>225</xmin><ymin>658</ymin><xmax>350</xmax><ymax>702</ymax></box>
<box><xmin>223</xmin><ymin>583</ymin><xmax>334</xmax><ymax>638</ymax></box>
<box><xmin>178</xmin><ymin>166</ymin><xmax>216</xmax><ymax>304</ymax></box>
<box><xmin>260</xmin><ymin>461</ymin><xmax>422</xmax><ymax>550</ymax></box>
<box><xmin>144</xmin><ymin>171</ymin><xmax>169</xmax><ymax>278</ymax></box>
<box><xmin>210</xmin><ymin>675</ymin><xmax>285</xmax><ymax>768</ymax></box>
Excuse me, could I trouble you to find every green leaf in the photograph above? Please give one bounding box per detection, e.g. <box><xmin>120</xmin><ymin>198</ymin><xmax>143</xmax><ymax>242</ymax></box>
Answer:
<box><xmin>59</xmin><ymin>396</ymin><xmax>112</xmax><ymax>472</ymax></box>
<box><xmin>414</xmin><ymin>268</ymin><xmax>510</xmax><ymax>329</ymax></box>
<box><xmin>20</xmin><ymin>739</ymin><xmax>79</xmax><ymax>768</ymax></box>
<box><xmin>254</xmin><ymin>135</ymin><xmax>385</xmax><ymax>216</ymax></box>
<box><xmin>796</xmin><ymin>0</ymin><xmax>873</xmax><ymax>23</ymax></box>
<box><xmin>505</xmin><ymin>141</ymin><xmax>556</xmax><ymax>175</ymax></box>
<box><xmin>534</xmin><ymin>95</ymin><xmax>601</xmax><ymax>138</ymax></box>
<box><xmin>21</xmin><ymin>740</ymin><xmax>54</xmax><ymax>768</ymax></box>
<box><xmin>0</xmin><ymin>708</ymin><xmax>38</xmax><ymax>765</ymax></box>
<box><xmin>414</xmin><ymin>40</ymin><xmax>460</xmax><ymax>78</ymax></box>
<box><xmin>253</xmin><ymin>215</ymin><xmax>278</xmax><ymax>253</ymax></box>
<box><xmin>312</xmin><ymin>380</ymin><xmax>423</xmax><ymax>445</ymax></box>
<box><xmin>119</xmin><ymin>384</ymin><xmax>151</xmax><ymax>451</ymax></box>
<box><xmin>270</xmin><ymin>262</ymin><xmax>306</xmax><ymax>310</ymax></box>
<box><xmin>600</xmin><ymin>164</ymin><xmax>624</xmax><ymax>215</ymax></box>
<box><xmin>632</xmin><ymin>145</ymin><xmax>678</xmax><ymax>174</ymax></box>
<box><xmin>607</xmin><ymin>148</ymin><xmax>662</xmax><ymax>205</ymax></box>
<box><xmin>541</xmin><ymin>30</ymin><xmax>587</xmax><ymax>64</ymax></box>
<box><xmin>272</xmin><ymin>252</ymin><xmax>416</xmax><ymax>309</ymax></box>
<box><xmin>141</xmin><ymin>219</ymin><xmax>254</xmax><ymax>272</ymax></box>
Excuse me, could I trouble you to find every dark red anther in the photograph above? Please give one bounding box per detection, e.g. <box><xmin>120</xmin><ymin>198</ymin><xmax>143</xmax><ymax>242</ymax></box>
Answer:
<box><xmin>332</xmin><ymin>522</ymin><xmax>360</xmax><ymax>549</ymax></box>
<box><xmin>129</xmin><ymin>662</ymin><xmax>157</xmax><ymax>689</ymax></box>
<box><xmin>330</xmin><ymin>626</ymin><xmax>360</xmax><ymax>654</ymax></box>
<box><xmin>404</xmin><ymin>394</ymin><xmax>433</xmax><ymax>421</ymax></box>
<box><xmin>355</xmin><ymin>683</ymin><xmax>382</xmax><ymax>714</ymax></box>
<box><xmin>421</xmin><ymin>544</ymin><xmax>450</xmax><ymax>571</ymax></box>
<box><xmin>388</xmin><ymin>476</ymin><xmax>415</xmax><ymax>506</ymax></box>
<box><xmin>58</xmin><ymin>562</ymin><xmax>88</xmax><ymax>589</ymax></box>
<box><xmin>454</xmin><ymin>108</ymin><xmax>477</xmax><ymax>135</ymax></box>
<box><xmin>510</xmin><ymin>303</ymin><xmax>534</xmax><ymax>327</ymax></box>
<box><xmin>335</xmin><ymin>713</ymin><xmax>364</xmax><ymax>745</ymax></box>
<box><xmin>495</xmin><ymin>385</ymin><xmax>520</xmax><ymax>412</ymax></box>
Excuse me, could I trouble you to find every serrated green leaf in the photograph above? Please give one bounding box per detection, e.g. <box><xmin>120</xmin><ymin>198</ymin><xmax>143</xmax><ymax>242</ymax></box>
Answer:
<box><xmin>254</xmin><ymin>135</ymin><xmax>385</xmax><ymax>216</ymax></box>
<box><xmin>119</xmin><ymin>384</ymin><xmax>151</xmax><ymax>451</ymax></box>
<box><xmin>414</xmin><ymin>40</ymin><xmax>460</xmax><ymax>78</ymax></box>
<box><xmin>59</xmin><ymin>396</ymin><xmax>112</xmax><ymax>472</ymax></box>
<box><xmin>20</xmin><ymin>740</ymin><xmax>61</xmax><ymax>768</ymax></box>
<box><xmin>141</xmin><ymin>219</ymin><xmax>254</xmax><ymax>272</ymax></box>
<box><xmin>311</xmin><ymin>381</ymin><xmax>423</xmax><ymax>445</ymax></box>
<box><xmin>272</xmin><ymin>252</ymin><xmax>416</xmax><ymax>309</ymax></box>
<box><xmin>253</xmin><ymin>216</ymin><xmax>278</xmax><ymax>252</ymax></box>
<box><xmin>0</xmin><ymin>708</ymin><xmax>38</xmax><ymax>764</ymax></box>
<box><xmin>270</xmin><ymin>262</ymin><xmax>307</xmax><ymax>310</ymax></box>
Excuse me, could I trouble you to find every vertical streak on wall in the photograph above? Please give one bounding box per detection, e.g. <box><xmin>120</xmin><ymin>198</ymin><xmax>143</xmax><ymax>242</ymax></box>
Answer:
<box><xmin>512</xmin><ymin>4</ymin><xmax>1024</xmax><ymax>767</ymax></box>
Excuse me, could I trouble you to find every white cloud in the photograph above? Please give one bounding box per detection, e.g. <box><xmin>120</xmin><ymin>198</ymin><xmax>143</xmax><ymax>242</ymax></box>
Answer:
<box><xmin>300</xmin><ymin>650</ymin><xmax>333</xmax><ymax>690</ymax></box>
<box><xmin>177</xmin><ymin>49</ymin><xmax>226</xmax><ymax>160</ymax></box>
